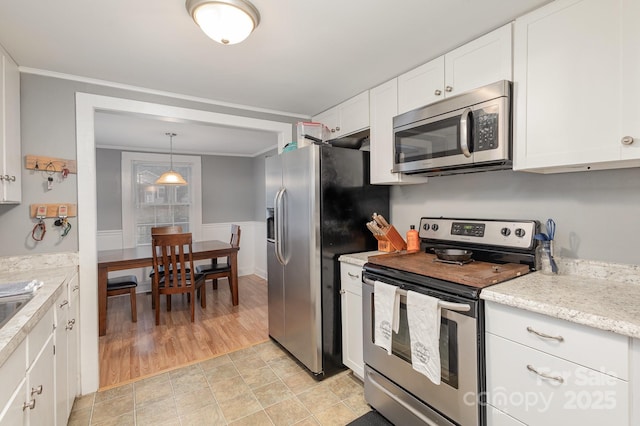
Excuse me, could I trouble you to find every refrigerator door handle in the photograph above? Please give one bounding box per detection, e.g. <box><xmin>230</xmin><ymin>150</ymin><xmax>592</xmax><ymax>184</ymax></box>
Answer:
<box><xmin>274</xmin><ymin>188</ymin><xmax>287</xmax><ymax>265</ymax></box>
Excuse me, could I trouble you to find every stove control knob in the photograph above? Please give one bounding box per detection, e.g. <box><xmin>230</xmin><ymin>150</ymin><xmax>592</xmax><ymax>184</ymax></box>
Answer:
<box><xmin>501</xmin><ymin>227</ymin><xmax>511</xmax><ymax>237</ymax></box>
<box><xmin>423</xmin><ymin>223</ymin><xmax>430</xmax><ymax>231</ymax></box>
<box><xmin>431</xmin><ymin>224</ymin><xmax>439</xmax><ymax>232</ymax></box>
<box><xmin>515</xmin><ymin>228</ymin><xmax>526</xmax><ymax>238</ymax></box>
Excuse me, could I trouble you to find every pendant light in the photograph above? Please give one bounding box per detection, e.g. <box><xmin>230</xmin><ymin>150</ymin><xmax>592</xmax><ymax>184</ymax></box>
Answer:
<box><xmin>186</xmin><ymin>0</ymin><xmax>260</xmax><ymax>45</ymax></box>
<box><xmin>155</xmin><ymin>132</ymin><xmax>187</xmax><ymax>185</ymax></box>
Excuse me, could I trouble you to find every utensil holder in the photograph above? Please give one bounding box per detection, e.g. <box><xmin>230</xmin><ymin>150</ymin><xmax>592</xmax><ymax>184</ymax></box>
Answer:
<box><xmin>373</xmin><ymin>225</ymin><xmax>407</xmax><ymax>252</ymax></box>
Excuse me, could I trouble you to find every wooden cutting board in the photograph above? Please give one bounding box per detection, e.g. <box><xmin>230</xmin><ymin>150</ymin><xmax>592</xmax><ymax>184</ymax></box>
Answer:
<box><xmin>367</xmin><ymin>252</ymin><xmax>530</xmax><ymax>288</ymax></box>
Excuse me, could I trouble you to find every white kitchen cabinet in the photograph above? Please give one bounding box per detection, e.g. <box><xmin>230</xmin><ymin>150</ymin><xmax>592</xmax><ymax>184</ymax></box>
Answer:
<box><xmin>485</xmin><ymin>301</ymin><xmax>630</xmax><ymax>425</ymax></box>
<box><xmin>398</xmin><ymin>23</ymin><xmax>512</xmax><ymax>114</ymax></box>
<box><xmin>0</xmin><ymin>339</ymin><xmax>27</xmax><ymax>425</ymax></box>
<box><xmin>369</xmin><ymin>78</ymin><xmax>428</xmax><ymax>185</ymax></box>
<box><xmin>27</xmin><ymin>335</ymin><xmax>55</xmax><ymax>426</ymax></box>
<box><xmin>513</xmin><ymin>0</ymin><xmax>640</xmax><ymax>173</ymax></box>
<box><xmin>0</xmin><ymin>380</ymin><xmax>27</xmax><ymax>426</ymax></box>
<box><xmin>339</xmin><ymin>261</ymin><xmax>365</xmax><ymax>379</ymax></box>
<box><xmin>0</xmin><ymin>43</ymin><xmax>21</xmax><ymax>204</ymax></box>
<box><xmin>313</xmin><ymin>91</ymin><xmax>369</xmax><ymax>139</ymax></box>
<box><xmin>55</xmin><ymin>271</ymin><xmax>80</xmax><ymax>426</ymax></box>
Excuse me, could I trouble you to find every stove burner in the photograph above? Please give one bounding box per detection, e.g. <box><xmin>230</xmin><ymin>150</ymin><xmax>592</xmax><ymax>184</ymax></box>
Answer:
<box><xmin>432</xmin><ymin>258</ymin><xmax>474</xmax><ymax>266</ymax></box>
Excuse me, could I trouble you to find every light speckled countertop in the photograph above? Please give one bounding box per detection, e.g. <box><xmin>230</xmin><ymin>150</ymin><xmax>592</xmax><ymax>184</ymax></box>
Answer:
<box><xmin>0</xmin><ymin>253</ymin><xmax>78</xmax><ymax>366</ymax></box>
<box><xmin>338</xmin><ymin>251</ymin><xmax>386</xmax><ymax>267</ymax></box>
<box><xmin>481</xmin><ymin>257</ymin><xmax>640</xmax><ymax>339</ymax></box>
<box><xmin>339</xmin><ymin>251</ymin><xmax>640</xmax><ymax>340</ymax></box>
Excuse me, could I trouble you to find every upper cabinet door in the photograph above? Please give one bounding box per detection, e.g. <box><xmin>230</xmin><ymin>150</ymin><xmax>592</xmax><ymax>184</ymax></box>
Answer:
<box><xmin>338</xmin><ymin>91</ymin><xmax>369</xmax><ymax>137</ymax></box>
<box><xmin>513</xmin><ymin>0</ymin><xmax>640</xmax><ymax>172</ymax></box>
<box><xmin>445</xmin><ymin>23</ymin><xmax>513</xmax><ymax>97</ymax></box>
<box><xmin>0</xmin><ymin>45</ymin><xmax>21</xmax><ymax>204</ymax></box>
<box><xmin>312</xmin><ymin>91</ymin><xmax>369</xmax><ymax>139</ymax></box>
<box><xmin>369</xmin><ymin>79</ymin><xmax>428</xmax><ymax>185</ymax></box>
<box><xmin>620</xmin><ymin>0</ymin><xmax>640</xmax><ymax>161</ymax></box>
<box><xmin>398</xmin><ymin>56</ymin><xmax>445</xmax><ymax>114</ymax></box>
<box><xmin>312</xmin><ymin>108</ymin><xmax>339</xmax><ymax>138</ymax></box>
<box><xmin>397</xmin><ymin>24</ymin><xmax>512</xmax><ymax>115</ymax></box>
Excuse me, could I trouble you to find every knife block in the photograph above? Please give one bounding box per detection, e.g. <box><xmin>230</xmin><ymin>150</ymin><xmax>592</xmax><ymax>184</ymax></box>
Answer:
<box><xmin>373</xmin><ymin>225</ymin><xmax>407</xmax><ymax>252</ymax></box>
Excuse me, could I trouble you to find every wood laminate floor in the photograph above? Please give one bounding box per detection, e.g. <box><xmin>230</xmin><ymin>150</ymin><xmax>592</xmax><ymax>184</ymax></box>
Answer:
<box><xmin>99</xmin><ymin>274</ymin><xmax>269</xmax><ymax>389</ymax></box>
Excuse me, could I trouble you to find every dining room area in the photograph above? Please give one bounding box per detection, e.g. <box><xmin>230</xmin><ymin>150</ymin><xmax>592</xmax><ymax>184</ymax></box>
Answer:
<box><xmin>94</xmin><ymin>114</ymin><xmax>279</xmax><ymax>390</ymax></box>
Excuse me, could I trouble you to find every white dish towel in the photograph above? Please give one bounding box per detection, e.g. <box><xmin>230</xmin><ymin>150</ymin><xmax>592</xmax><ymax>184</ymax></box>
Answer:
<box><xmin>374</xmin><ymin>281</ymin><xmax>400</xmax><ymax>354</ymax></box>
<box><xmin>406</xmin><ymin>290</ymin><xmax>442</xmax><ymax>384</ymax></box>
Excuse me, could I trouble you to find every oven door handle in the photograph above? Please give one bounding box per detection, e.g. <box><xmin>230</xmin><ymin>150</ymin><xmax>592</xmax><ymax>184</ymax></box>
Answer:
<box><xmin>363</xmin><ymin>278</ymin><xmax>471</xmax><ymax>312</ymax></box>
<box><xmin>366</xmin><ymin>369</ymin><xmax>441</xmax><ymax>426</ymax></box>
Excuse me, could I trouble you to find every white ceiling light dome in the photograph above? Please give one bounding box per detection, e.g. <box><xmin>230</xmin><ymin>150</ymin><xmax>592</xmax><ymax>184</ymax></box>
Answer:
<box><xmin>186</xmin><ymin>0</ymin><xmax>261</xmax><ymax>45</ymax></box>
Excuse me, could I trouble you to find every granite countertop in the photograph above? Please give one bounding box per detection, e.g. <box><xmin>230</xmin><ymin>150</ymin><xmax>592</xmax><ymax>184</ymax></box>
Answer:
<box><xmin>338</xmin><ymin>251</ymin><xmax>385</xmax><ymax>267</ymax></box>
<box><xmin>481</xmin><ymin>258</ymin><xmax>640</xmax><ymax>339</ymax></box>
<box><xmin>0</xmin><ymin>253</ymin><xmax>78</xmax><ymax>366</ymax></box>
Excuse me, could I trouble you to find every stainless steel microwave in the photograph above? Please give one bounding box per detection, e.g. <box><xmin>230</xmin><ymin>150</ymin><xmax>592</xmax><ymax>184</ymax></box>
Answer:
<box><xmin>393</xmin><ymin>80</ymin><xmax>512</xmax><ymax>176</ymax></box>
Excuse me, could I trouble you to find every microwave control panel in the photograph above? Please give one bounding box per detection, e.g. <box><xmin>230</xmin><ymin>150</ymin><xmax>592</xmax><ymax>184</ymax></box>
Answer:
<box><xmin>474</xmin><ymin>106</ymin><xmax>499</xmax><ymax>151</ymax></box>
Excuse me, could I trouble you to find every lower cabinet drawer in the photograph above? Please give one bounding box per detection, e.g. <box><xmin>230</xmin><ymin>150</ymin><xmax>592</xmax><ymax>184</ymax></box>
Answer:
<box><xmin>486</xmin><ymin>333</ymin><xmax>629</xmax><ymax>426</ymax></box>
<box><xmin>340</xmin><ymin>263</ymin><xmax>363</xmax><ymax>295</ymax></box>
<box><xmin>485</xmin><ymin>301</ymin><xmax>628</xmax><ymax>380</ymax></box>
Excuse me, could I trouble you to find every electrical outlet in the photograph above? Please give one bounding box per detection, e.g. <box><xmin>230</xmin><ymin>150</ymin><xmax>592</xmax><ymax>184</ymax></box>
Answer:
<box><xmin>58</xmin><ymin>205</ymin><xmax>68</xmax><ymax>218</ymax></box>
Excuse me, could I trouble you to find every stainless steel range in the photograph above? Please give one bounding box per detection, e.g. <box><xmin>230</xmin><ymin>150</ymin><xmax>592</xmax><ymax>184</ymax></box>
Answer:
<box><xmin>362</xmin><ymin>217</ymin><xmax>539</xmax><ymax>426</ymax></box>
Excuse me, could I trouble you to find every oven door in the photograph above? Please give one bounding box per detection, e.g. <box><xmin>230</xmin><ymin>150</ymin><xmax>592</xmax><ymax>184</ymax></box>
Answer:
<box><xmin>362</xmin><ymin>276</ymin><xmax>481</xmax><ymax>426</ymax></box>
<box><xmin>392</xmin><ymin>96</ymin><xmax>509</xmax><ymax>174</ymax></box>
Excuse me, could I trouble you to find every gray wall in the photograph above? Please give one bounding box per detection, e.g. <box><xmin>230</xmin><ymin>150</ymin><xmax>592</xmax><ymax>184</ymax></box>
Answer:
<box><xmin>0</xmin><ymin>73</ymin><xmax>300</xmax><ymax>256</ymax></box>
<box><xmin>96</xmin><ymin>149</ymin><xmax>122</xmax><ymax>230</ymax></box>
<box><xmin>96</xmin><ymin>149</ymin><xmax>261</xmax><ymax>230</ymax></box>
<box><xmin>390</xmin><ymin>167</ymin><xmax>640</xmax><ymax>265</ymax></box>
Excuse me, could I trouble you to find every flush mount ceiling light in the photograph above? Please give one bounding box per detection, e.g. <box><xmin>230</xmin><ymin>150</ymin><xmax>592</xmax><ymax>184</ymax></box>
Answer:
<box><xmin>156</xmin><ymin>132</ymin><xmax>187</xmax><ymax>185</ymax></box>
<box><xmin>186</xmin><ymin>0</ymin><xmax>261</xmax><ymax>45</ymax></box>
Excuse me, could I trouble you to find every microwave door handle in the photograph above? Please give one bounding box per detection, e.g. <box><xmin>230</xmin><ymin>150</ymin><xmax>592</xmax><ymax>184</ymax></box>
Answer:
<box><xmin>459</xmin><ymin>108</ymin><xmax>472</xmax><ymax>158</ymax></box>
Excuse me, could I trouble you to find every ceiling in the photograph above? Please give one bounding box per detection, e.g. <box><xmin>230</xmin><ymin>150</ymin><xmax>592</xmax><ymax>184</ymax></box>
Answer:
<box><xmin>0</xmin><ymin>0</ymin><xmax>551</xmax><ymax>156</ymax></box>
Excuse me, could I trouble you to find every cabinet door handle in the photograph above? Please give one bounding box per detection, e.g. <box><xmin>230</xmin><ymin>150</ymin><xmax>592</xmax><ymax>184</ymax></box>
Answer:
<box><xmin>526</xmin><ymin>364</ymin><xmax>564</xmax><ymax>384</ymax></box>
<box><xmin>445</xmin><ymin>85</ymin><xmax>453</xmax><ymax>92</ymax></box>
<box><xmin>434</xmin><ymin>89</ymin><xmax>442</xmax><ymax>96</ymax></box>
<box><xmin>526</xmin><ymin>326</ymin><xmax>564</xmax><ymax>342</ymax></box>
<box><xmin>335</xmin><ymin>126</ymin><xmax>341</xmax><ymax>132</ymax></box>
<box><xmin>347</xmin><ymin>272</ymin><xmax>360</xmax><ymax>279</ymax></box>
<box><xmin>340</xmin><ymin>289</ymin><xmax>346</xmax><ymax>294</ymax></box>
<box><xmin>31</xmin><ymin>385</ymin><xmax>43</xmax><ymax>396</ymax></box>
<box><xmin>59</xmin><ymin>300</ymin><xmax>69</xmax><ymax>308</ymax></box>
<box><xmin>23</xmin><ymin>399</ymin><xmax>36</xmax><ymax>411</ymax></box>
<box><xmin>621</xmin><ymin>136</ymin><xmax>634</xmax><ymax>145</ymax></box>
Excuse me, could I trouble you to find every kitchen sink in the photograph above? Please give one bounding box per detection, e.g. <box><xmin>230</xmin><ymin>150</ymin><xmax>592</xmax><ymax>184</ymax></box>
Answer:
<box><xmin>0</xmin><ymin>280</ymin><xmax>42</xmax><ymax>329</ymax></box>
<box><xmin>0</xmin><ymin>293</ymin><xmax>33</xmax><ymax>329</ymax></box>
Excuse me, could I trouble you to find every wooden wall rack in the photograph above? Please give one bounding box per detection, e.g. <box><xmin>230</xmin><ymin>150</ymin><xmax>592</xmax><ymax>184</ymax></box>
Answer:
<box><xmin>30</xmin><ymin>204</ymin><xmax>77</xmax><ymax>218</ymax></box>
<box><xmin>25</xmin><ymin>155</ymin><xmax>77</xmax><ymax>174</ymax></box>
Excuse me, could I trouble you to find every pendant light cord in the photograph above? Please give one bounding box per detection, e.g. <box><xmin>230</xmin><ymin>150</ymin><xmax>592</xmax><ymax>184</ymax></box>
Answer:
<box><xmin>166</xmin><ymin>132</ymin><xmax>177</xmax><ymax>170</ymax></box>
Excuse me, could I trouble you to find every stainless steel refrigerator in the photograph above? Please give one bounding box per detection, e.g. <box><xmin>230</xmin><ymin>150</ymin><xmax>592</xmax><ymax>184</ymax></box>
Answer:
<box><xmin>265</xmin><ymin>144</ymin><xmax>389</xmax><ymax>378</ymax></box>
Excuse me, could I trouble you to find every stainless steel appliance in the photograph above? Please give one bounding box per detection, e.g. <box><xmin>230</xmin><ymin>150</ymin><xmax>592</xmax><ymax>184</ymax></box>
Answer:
<box><xmin>266</xmin><ymin>144</ymin><xmax>389</xmax><ymax>377</ymax></box>
<box><xmin>393</xmin><ymin>80</ymin><xmax>512</xmax><ymax>177</ymax></box>
<box><xmin>362</xmin><ymin>217</ymin><xmax>539</xmax><ymax>425</ymax></box>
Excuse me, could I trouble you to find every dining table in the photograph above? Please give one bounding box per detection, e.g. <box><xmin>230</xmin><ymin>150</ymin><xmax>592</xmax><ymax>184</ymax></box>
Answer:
<box><xmin>97</xmin><ymin>239</ymin><xmax>239</xmax><ymax>336</ymax></box>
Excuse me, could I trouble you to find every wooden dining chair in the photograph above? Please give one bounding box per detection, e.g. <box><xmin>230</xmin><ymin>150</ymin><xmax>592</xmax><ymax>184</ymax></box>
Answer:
<box><xmin>151</xmin><ymin>232</ymin><xmax>205</xmax><ymax>325</ymax></box>
<box><xmin>196</xmin><ymin>224</ymin><xmax>240</xmax><ymax>300</ymax></box>
<box><xmin>106</xmin><ymin>274</ymin><xmax>138</xmax><ymax>322</ymax></box>
<box><xmin>149</xmin><ymin>225</ymin><xmax>187</xmax><ymax>308</ymax></box>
